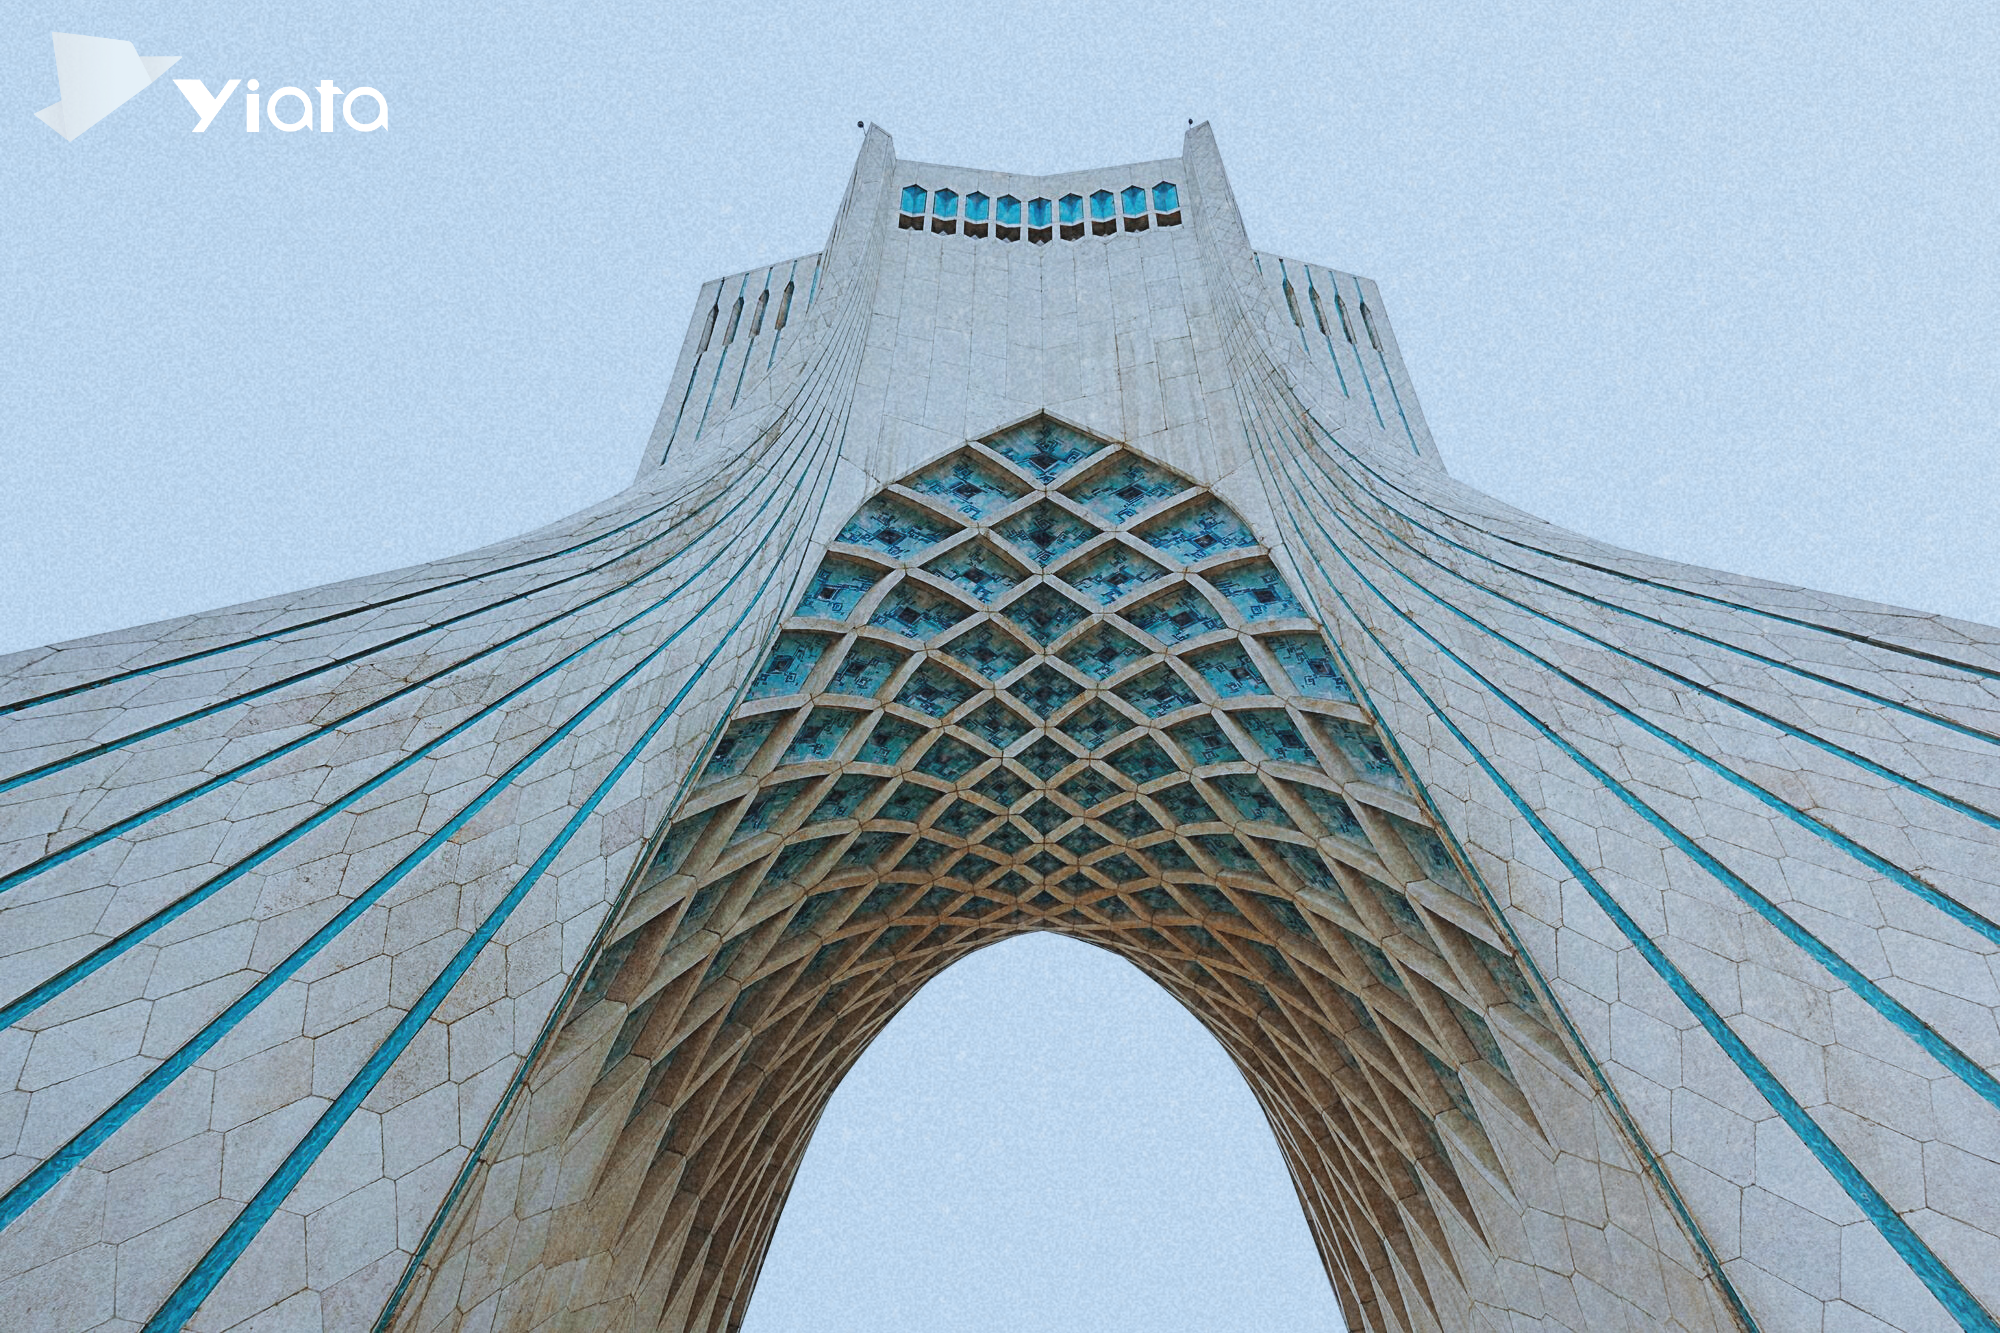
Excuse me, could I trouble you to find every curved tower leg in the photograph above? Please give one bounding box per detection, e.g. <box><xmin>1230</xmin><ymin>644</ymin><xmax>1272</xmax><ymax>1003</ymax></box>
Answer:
<box><xmin>0</xmin><ymin>124</ymin><xmax>1995</xmax><ymax>1333</ymax></box>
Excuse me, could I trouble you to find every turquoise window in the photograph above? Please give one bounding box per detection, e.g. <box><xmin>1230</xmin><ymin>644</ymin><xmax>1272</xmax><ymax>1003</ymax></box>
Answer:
<box><xmin>997</xmin><ymin>195</ymin><xmax>1021</xmax><ymax>224</ymax></box>
<box><xmin>1060</xmin><ymin>194</ymin><xmax>1083</xmax><ymax>224</ymax></box>
<box><xmin>933</xmin><ymin>188</ymin><xmax>958</xmax><ymax>219</ymax></box>
<box><xmin>900</xmin><ymin>185</ymin><xmax>926</xmax><ymax>214</ymax></box>
<box><xmin>1121</xmin><ymin>186</ymin><xmax>1147</xmax><ymax>216</ymax></box>
<box><xmin>1027</xmin><ymin>197</ymin><xmax>1052</xmax><ymax>227</ymax></box>
<box><xmin>966</xmin><ymin>192</ymin><xmax>990</xmax><ymax>222</ymax></box>
<box><xmin>1153</xmin><ymin>181</ymin><xmax>1179</xmax><ymax>212</ymax></box>
<box><xmin>1090</xmin><ymin>189</ymin><xmax>1114</xmax><ymax>220</ymax></box>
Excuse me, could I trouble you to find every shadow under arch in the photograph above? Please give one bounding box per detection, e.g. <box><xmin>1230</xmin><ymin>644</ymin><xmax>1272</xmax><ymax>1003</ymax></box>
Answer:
<box><xmin>736</xmin><ymin>930</ymin><xmax>1348</xmax><ymax>1332</ymax></box>
<box><xmin>391</xmin><ymin>418</ymin><xmax>1634</xmax><ymax>1333</ymax></box>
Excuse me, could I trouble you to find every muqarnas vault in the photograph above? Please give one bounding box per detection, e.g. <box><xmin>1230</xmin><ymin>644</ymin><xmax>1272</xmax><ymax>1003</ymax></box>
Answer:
<box><xmin>2</xmin><ymin>125</ymin><xmax>1998</xmax><ymax>1333</ymax></box>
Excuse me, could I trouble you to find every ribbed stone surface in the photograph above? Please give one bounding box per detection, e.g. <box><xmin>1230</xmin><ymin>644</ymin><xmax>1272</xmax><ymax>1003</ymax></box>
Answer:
<box><xmin>0</xmin><ymin>123</ymin><xmax>1996</xmax><ymax>1333</ymax></box>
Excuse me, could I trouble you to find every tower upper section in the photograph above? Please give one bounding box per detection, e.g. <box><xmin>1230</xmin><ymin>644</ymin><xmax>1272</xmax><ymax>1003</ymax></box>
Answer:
<box><xmin>638</xmin><ymin>124</ymin><xmax>1440</xmax><ymax>517</ymax></box>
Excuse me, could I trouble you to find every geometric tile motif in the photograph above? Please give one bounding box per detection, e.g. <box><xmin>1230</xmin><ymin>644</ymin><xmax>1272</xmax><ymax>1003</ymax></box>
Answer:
<box><xmin>591</xmin><ymin>437</ymin><xmax>1563</xmax><ymax>1329</ymax></box>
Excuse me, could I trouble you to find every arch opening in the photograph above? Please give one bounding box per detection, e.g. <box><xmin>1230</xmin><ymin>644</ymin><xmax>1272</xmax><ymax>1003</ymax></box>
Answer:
<box><xmin>402</xmin><ymin>419</ymin><xmax>1587</xmax><ymax>1333</ymax></box>
<box><xmin>739</xmin><ymin>931</ymin><xmax>1349</xmax><ymax>1332</ymax></box>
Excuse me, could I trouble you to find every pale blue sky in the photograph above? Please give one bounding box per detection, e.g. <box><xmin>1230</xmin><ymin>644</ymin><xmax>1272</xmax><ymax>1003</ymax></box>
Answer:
<box><xmin>4</xmin><ymin>3</ymin><xmax>1996</xmax><ymax>1329</ymax></box>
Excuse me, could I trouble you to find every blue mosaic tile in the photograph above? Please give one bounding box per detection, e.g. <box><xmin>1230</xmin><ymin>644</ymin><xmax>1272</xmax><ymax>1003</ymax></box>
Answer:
<box><xmin>1100</xmin><ymin>799</ymin><xmax>1161</xmax><ymax>838</ymax></box>
<box><xmin>1186</xmin><ymin>643</ymin><xmax>1271</xmax><ymax>699</ymax></box>
<box><xmin>837</xmin><ymin>495</ymin><xmax>960</xmax><ymax>560</ymax></box>
<box><xmin>916</xmin><ymin>735</ymin><xmax>986</xmax><ymax>782</ymax></box>
<box><xmin>1016</xmin><ymin>736</ymin><xmax>1079</xmax><ymax>782</ymax></box>
<box><xmin>894</xmin><ymin>662</ymin><xmax>977</xmax><ymax>718</ymax></box>
<box><xmin>1344</xmin><ymin>928</ymin><xmax>1407</xmax><ymax>995</ymax></box>
<box><xmin>1009</xmin><ymin>663</ymin><xmax>1082</xmax><ymax>718</ymax></box>
<box><xmin>796</xmin><ymin>556</ymin><xmax>883</xmax><ymax>620</ymax></box>
<box><xmin>783</xmin><ymin>707</ymin><xmax>864</xmax><ymax>764</ymax></box>
<box><xmin>869</xmin><ymin>580</ymin><xmax>973</xmax><ymax>641</ymax></box>
<box><xmin>840</xmin><ymin>831</ymin><xmax>903</xmax><ymax>871</ymax></box>
<box><xmin>1058</xmin><ymin>700</ymin><xmax>1134</xmax><ymax>752</ymax></box>
<box><xmin>855</xmin><ymin>714</ymin><xmax>925</xmax><ymax>766</ymax></box>
<box><xmin>1150</xmin><ymin>782</ymin><xmax>1217</xmax><ymax>825</ymax></box>
<box><xmin>648</xmin><ymin>810</ymin><xmax>714</xmax><ymax>880</ymax></box>
<box><xmin>982</xmin><ymin>822</ymin><xmax>1031</xmax><ymax>857</ymax></box>
<box><xmin>1115</xmin><ymin>664</ymin><xmax>1199</xmax><ymax>717</ymax></box>
<box><xmin>1107</xmin><ymin>736</ymin><xmax>1177</xmax><ymax>783</ymax></box>
<box><xmin>1022</xmin><ymin>798</ymin><xmax>1070</xmax><ymax>834</ymax></box>
<box><xmin>1183</xmin><ymin>882</ymin><xmax>1243</xmax><ymax>918</ymax></box>
<box><xmin>1025</xmin><ymin>849</ymin><xmax>1066</xmax><ymax>878</ymax></box>
<box><xmin>1167</xmin><ymin>717</ymin><xmax>1241</xmax><ymax>767</ymax></box>
<box><xmin>879</xmin><ymin>780</ymin><xmax>946</xmax><ymax>823</ymax></box>
<box><xmin>825</xmin><ymin>640</ymin><xmax>910</xmax><ymax>697</ymax></box>
<box><xmin>1208</xmin><ymin>559</ymin><xmax>1303</xmax><ymax>622</ymax></box>
<box><xmin>767</xmin><ymin>836</ymin><xmax>835</xmax><ymax>886</ymax></box>
<box><xmin>1057</xmin><ymin>624</ymin><xmax>1147</xmax><ymax>681</ymax></box>
<box><xmin>748</xmin><ymin>632</ymin><xmax>831</xmax><ymax>699</ymax></box>
<box><xmin>1274</xmin><ymin>841</ymin><xmax>1343</xmax><ymax>899</ymax></box>
<box><xmin>701</xmin><ymin>716</ymin><xmax>778</xmax><ymax>783</ymax></box>
<box><xmin>728</xmin><ymin>779</ymin><xmax>811</xmax><ymax>845</ymax></box>
<box><xmin>995</xmin><ymin>500</ymin><xmax>1097</xmax><ymax>567</ymax></box>
<box><xmin>1323</xmin><ymin>720</ymin><xmax>1405</xmax><ymax>790</ymax></box>
<box><xmin>1058</xmin><ymin>541</ymin><xmax>1169</xmax><ymax>607</ymax></box>
<box><xmin>972</xmin><ymin>768</ymin><xmax>1029</xmax><ymax>807</ymax></box>
<box><xmin>805</xmin><ymin>773</ymin><xmax>883</xmax><ymax>824</ymax></box>
<box><xmin>1003</xmin><ymin>584</ymin><xmax>1088</xmax><ymax>645</ymax></box>
<box><xmin>897</xmin><ymin>837</ymin><xmax>951</xmax><ymax>871</ymax></box>
<box><xmin>1094</xmin><ymin>853</ymin><xmax>1148</xmax><ymax>883</ymax></box>
<box><xmin>1143</xmin><ymin>839</ymin><xmax>1198</xmax><ymax>873</ymax></box>
<box><xmin>1265</xmin><ymin>632</ymin><xmax>1352</xmax><ymax>700</ymax></box>
<box><xmin>1133</xmin><ymin>886</ymin><xmax>1180</xmax><ymax>915</ymax></box>
<box><xmin>989</xmin><ymin>869</ymin><xmax>1033</xmax><ymax>896</ymax></box>
<box><xmin>1122</xmin><ymin>584</ymin><xmax>1226</xmax><ymax>644</ymax></box>
<box><xmin>960</xmin><ymin>699</ymin><xmax>1031</xmax><ymax>750</ymax></box>
<box><xmin>983</xmin><ymin>416</ymin><xmax>1108</xmax><ymax>484</ymax></box>
<box><xmin>1237</xmin><ymin>709</ymin><xmax>1320</xmax><ymax>767</ymax></box>
<box><xmin>905</xmin><ymin>451</ymin><xmax>1028</xmax><ymax>522</ymax></box>
<box><xmin>1134</xmin><ymin>497</ymin><xmax>1257</xmax><ymax>563</ymax></box>
<box><xmin>1370</xmin><ymin>880</ymin><xmax>1434</xmax><ymax>946</ymax></box>
<box><xmin>935</xmin><ymin>799</ymin><xmax>995</xmax><ymax>837</ymax></box>
<box><xmin>1289</xmin><ymin>782</ymin><xmax>1370</xmax><ymax>845</ymax></box>
<box><xmin>1057</xmin><ymin>767</ymin><xmax>1122</xmax><ymax>809</ymax></box>
<box><xmin>1194</xmin><ymin>833</ymin><xmax>1260</xmax><ymax>874</ymax></box>
<box><xmin>1058</xmin><ymin>825</ymin><xmax>1108</xmax><ymax>858</ymax></box>
<box><xmin>1063</xmin><ymin>453</ymin><xmax>1188</xmax><ymax>525</ymax></box>
<box><xmin>1393</xmin><ymin>815</ymin><xmax>1474</xmax><ymax>900</ymax></box>
<box><xmin>1209</xmin><ymin>774</ymin><xmax>1295</xmax><ymax>828</ymax></box>
<box><xmin>940</xmin><ymin>621</ymin><xmax>1031</xmax><ymax>680</ymax></box>
<box><xmin>923</xmin><ymin>540</ymin><xmax>1028</xmax><ymax>604</ymax></box>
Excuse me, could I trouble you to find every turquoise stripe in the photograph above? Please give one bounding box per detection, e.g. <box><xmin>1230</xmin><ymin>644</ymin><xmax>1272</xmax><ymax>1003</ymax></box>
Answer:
<box><xmin>0</xmin><ymin>430</ymin><xmax>821</xmax><ymax>897</ymax></box>
<box><xmin>0</xmin><ymin>477</ymin><xmax>723</xmax><ymax>723</ymax></box>
<box><xmin>1294</xmin><ymin>412</ymin><xmax>2000</xmax><ymax>759</ymax></box>
<box><xmin>1351</xmin><ymin>274</ymin><xmax>1419</xmax><ymax>454</ymax></box>
<box><xmin>0</xmin><ymin>424</ymin><xmax>830</xmax><ymax>1032</ymax></box>
<box><xmin>0</xmin><ymin>429</ymin><xmax>841</xmax><ymax>1234</ymax></box>
<box><xmin>1218</xmin><ymin>364</ymin><xmax>1759</xmax><ymax>1333</ymax></box>
<box><xmin>1294</xmin><ymin>459</ymin><xmax>2000</xmax><ymax>946</ymax></box>
<box><xmin>1302</xmin><ymin>268</ymin><xmax>1350</xmax><ymax>398</ymax></box>
<box><xmin>142</xmin><ymin>438</ymin><xmax>836</xmax><ymax>1330</ymax></box>
<box><xmin>1229</xmin><ymin>377</ymin><xmax>1996</xmax><ymax>1331</ymax></box>
<box><xmin>1276</xmin><ymin>456</ymin><xmax>2000</xmax><ymax>1116</ymax></box>
<box><xmin>372</xmin><ymin>277</ymin><xmax>874</xmax><ymax>1333</ymax></box>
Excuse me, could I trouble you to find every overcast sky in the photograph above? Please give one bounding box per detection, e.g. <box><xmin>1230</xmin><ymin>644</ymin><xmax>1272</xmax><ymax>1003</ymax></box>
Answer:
<box><xmin>5</xmin><ymin>2</ymin><xmax>1995</xmax><ymax>1329</ymax></box>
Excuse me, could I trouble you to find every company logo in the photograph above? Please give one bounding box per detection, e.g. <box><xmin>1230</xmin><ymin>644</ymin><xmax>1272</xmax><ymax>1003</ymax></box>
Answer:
<box><xmin>34</xmin><ymin>32</ymin><xmax>388</xmax><ymax>141</ymax></box>
<box><xmin>35</xmin><ymin>32</ymin><xmax>178</xmax><ymax>140</ymax></box>
<box><xmin>172</xmin><ymin>79</ymin><xmax>386</xmax><ymax>133</ymax></box>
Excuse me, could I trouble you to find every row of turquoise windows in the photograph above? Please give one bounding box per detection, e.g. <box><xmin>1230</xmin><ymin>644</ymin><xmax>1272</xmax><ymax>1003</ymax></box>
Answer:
<box><xmin>900</xmin><ymin>182</ymin><xmax>1180</xmax><ymax>225</ymax></box>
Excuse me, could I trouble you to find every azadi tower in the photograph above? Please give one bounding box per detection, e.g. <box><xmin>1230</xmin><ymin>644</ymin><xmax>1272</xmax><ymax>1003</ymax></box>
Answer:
<box><xmin>2</xmin><ymin>125</ymin><xmax>1998</xmax><ymax>1333</ymax></box>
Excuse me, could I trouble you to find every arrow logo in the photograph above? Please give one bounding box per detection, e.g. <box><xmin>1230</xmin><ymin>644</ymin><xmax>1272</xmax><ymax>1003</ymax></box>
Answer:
<box><xmin>35</xmin><ymin>32</ymin><xmax>179</xmax><ymax>141</ymax></box>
